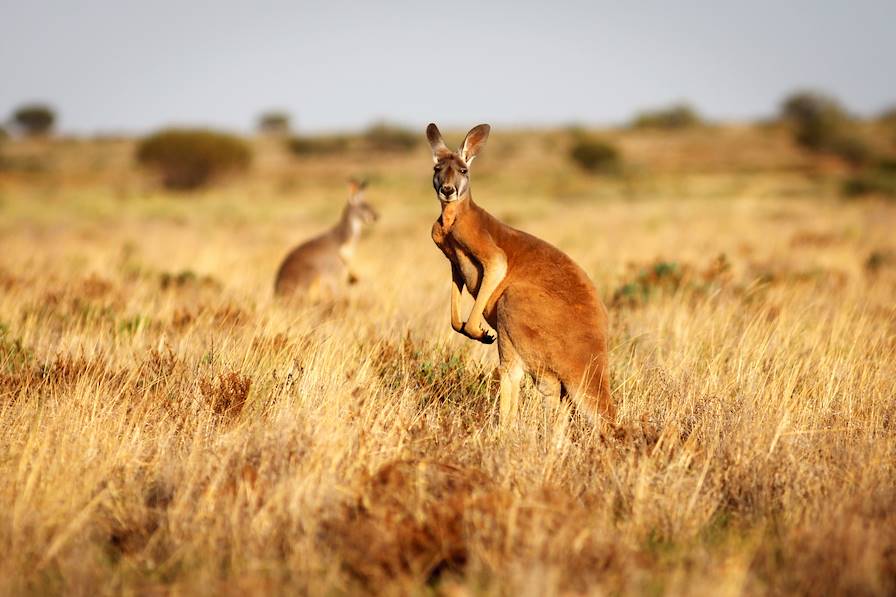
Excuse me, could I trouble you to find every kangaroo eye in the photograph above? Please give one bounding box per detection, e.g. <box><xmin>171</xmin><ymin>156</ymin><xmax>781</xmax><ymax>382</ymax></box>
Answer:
<box><xmin>459</xmin><ymin>168</ymin><xmax>468</xmax><ymax>175</ymax></box>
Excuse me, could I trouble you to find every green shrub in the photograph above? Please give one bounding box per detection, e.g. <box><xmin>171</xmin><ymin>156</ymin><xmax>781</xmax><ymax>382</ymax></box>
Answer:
<box><xmin>780</xmin><ymin>91</ymin><xmax>849</xmax><ymax>149</ymax></box>
<box><xmin>12</xmin><ymin>103</ymin><xmax>56</xmax><ymax>136</ymax></box>
<box><xmin>136</xmin><ymin>128</ymin><xmax>251</xmax><ymax>190</ymax></box>
<box><xmin>780</xmin><ymin>91</ymin><xmax>877</xmax><ymax>166</ymax></box>
<box><xmin>631</xmin><ymin>104</ymin><xmax>701</xmax><ymax>129</ymax></box>
<box><xmin>842</xmin><ymin>161</ymin><xmax>896</xmax><ymax>198</ymax></box>
<box><xmin>257</xmin><ymin>111</ymin><xmax>291</xmax><ymax>135</ymax></box>
<box><xmin>611</xmin><ymin>255</ymin><xmax>731</xmax><ymax>308</ymax></box>
<box><xmin>569</xmin><ymin>137</ymin><xmax>621</xmax><ymax>174</ymax></box>
<box><xmin>612</xmin><ymin>261</ymin><xmax>684</xmax><ymax>307</ymax></box>
<box><xmin>0</xmin><ymin>321</ymin><xmax>33</xmax><ymax>373</ymax></box>
<box><xmin>828</xmin><ymin>134</ymin><xmax>874</xmax><ymax>167</ymax></box>
<box><xmin>781</xmin><ymin>92</ymin><xmax>849</xmax><ymax>151</ymax></box>
<box><xmin>287</xmin><ymin>134</ymin><xmax>350</xmax><ymax>156</ymax></box>
<box><xmin>363</xmin><ymin>122</ymin><xmax>418</xmax><ymax>152</ymax></box>
<box><xmin>781</xmin><ymin>91</ymin><xmax>846</xmax><ymax>119</ymax></box>
<box><xmin>878</xmin><ymin>158</ymin><xmax>896</xmax><ymax>174</ymax></box>
<box><xmin>865</xmin><ymin>249</ymin><xmax>896</xmax><ymax>274</ymax></box>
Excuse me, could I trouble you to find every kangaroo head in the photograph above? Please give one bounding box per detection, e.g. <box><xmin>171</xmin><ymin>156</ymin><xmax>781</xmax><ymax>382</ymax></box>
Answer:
<box><xmin>345</xmin><ymin>178</ymin><xmax>379</xmax><ymax>226</ymax></box>
<box><xmin>426</xmin><ymin>123</ymin><xmax>490</xmax><ymax>203</ymax></box>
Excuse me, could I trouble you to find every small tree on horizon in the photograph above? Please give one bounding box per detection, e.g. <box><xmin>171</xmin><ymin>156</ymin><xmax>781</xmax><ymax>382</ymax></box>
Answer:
<box><xmin>631</xmin><ymin>103</ymin><xmax>702</xmax><ymax>130</ymax></box>
<box><xmin>257</xmin><ymin>111</ymin><xmax>292</xmax><ymax>136</ymax></box>
<box><xmin>780</xmin><ymin>90</ymin><xmax>874</xmax><ymax>167</ymax></box>
<box><xmin>780</xmin><ymin>91</ymin><xmax>848</xmax><ymax>149</ymax></box>
<box><xmin>12</xmin><ymin>103</ymin><xmax>56</xmax><ymax>136</ymax></box>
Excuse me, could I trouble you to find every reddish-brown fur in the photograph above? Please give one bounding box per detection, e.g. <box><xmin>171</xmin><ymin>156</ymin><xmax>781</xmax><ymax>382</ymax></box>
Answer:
<box><xmin>427</xmin><ymin>123</ymin><xmax>614</xmax><ymax>423</ymax></box>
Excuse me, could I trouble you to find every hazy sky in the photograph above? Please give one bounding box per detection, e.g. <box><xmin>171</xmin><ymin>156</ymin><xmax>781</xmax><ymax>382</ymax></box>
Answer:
<box><xmin>3</xmin><ymin>0</ymin><xmax>894</xmax><ymax>134</ymax></box>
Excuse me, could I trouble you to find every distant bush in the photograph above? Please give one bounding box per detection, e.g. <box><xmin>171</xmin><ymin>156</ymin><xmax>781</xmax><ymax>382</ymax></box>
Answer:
<box><xmin>842</xmin><ymin>160</ymin><xmax>896</xmax><ymax>199</ymax></box>
<box><xmin>363</xmin><ymin>122</ymin><xmax>418</xmax><ymax>152</ymax></box>
<box><xmin>0</xmin><ymin>126</ymin><xmax>7</xmax><ymax>141</ymax></box>
<box><xmin>257</xmin><ymin>111</ymin><xmax>291</xmax><ymax>135</ymax></box>
<box><xmin>287</xmin><ymin>134</ymin><xmax>350</xmax><ymax>156</ymax></box>
<box><xmin>828</xmin><ymin>134</ymin><xmax>874</xmax><ymax>167</ymax></box>
<box><xmin>136</xmin><ymin>128</ymin><xmax>252</xmax><ymax>190</ymax></box>
<box><xmin>780</xmin><ymin>91</ymin><xmax>849</xmax><ymax>150</ymax></box>
<box><xmin>865</xmin><ymin>248</ymin><xmax>896</xmax><ymax>275</ymax></box>
<box><xmin>12</xmin><ymin>103</ymin><xmax>56</xmax><ymax>136</ymax></box>
<box><xmin>780</xmin><ymin>91</ymin><xmax>875</xmax><ymax>166</ymax></box>
<box><xmin>879</xmin><ymin>107</ymin><xmax>896</xmax><ymax>148</ymax></box>
<box><xmin>876</xmin><ymin>106</ymin><xmax>896</xmax><ymax>127</ymax></box>
<box><xmin>287</xmin><ymin>123</ymin><xmax>418</xmax><ymax>156</ymax></box>
<box><xmin>631</xmin><ymin>104</ymin><xmax>702</xmax><ymax>130</ymax></box>
<box><xmin>780</xmin><ymin>91</ymin><xmax>847</xmax><ymax>122</ymax></box>
<box><xmin>569</xmin><ymin>137</ymin><xmax>621</xmax><ymax>174</ymax></box>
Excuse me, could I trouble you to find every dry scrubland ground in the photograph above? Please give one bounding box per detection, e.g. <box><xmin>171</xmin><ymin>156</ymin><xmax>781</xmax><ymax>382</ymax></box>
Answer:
<box><xmin>1</xmin><ymin>127</ymin><xmax>895</xmax><ymax>595</ymax></box>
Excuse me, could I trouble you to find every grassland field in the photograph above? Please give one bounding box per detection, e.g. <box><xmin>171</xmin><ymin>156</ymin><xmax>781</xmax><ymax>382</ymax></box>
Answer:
<box><xmin>0</xmin><ymin>125</ymin><xmax>894</xmax><ymax>595</ymax></box>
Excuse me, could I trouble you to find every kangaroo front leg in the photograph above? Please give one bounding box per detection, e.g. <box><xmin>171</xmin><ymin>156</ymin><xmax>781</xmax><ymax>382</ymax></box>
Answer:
<box><xmin>449</xmin><ymin>262</ymin><xmax>465</xmax><ymax>333</ymax></box>
<box><xmin>462</xmin><ymin>253</ymin><xmax>507</xmax><ymax>344</ymax></box>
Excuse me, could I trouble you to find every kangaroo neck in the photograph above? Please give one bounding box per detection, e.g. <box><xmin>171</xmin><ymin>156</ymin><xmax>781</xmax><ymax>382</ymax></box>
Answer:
<box><xmin>335</xmin><ymin>206</ymin><xmax>361</xmax><ymax>245</ymax></box>
<box><xmin>440</xmin><ymin>192</ymin><xmax>474</xmax><ymax>231</ymax></box>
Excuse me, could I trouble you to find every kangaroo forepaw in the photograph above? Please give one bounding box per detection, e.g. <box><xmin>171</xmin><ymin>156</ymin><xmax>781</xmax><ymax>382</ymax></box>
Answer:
<box><xmin>461</xmin><ymin>321</ymin><xmax>497</xmax><ymax>344</ymax></box>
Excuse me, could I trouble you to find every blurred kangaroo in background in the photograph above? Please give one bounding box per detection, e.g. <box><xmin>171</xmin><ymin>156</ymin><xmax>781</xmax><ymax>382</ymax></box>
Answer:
<box><xmin>426</xmin><ymin>123</ymin><xmax>614</xmax><ymax>425</ymax></box>
<box><xmin>274</xmin><ymin>179</ymin><xmax>379</xmax><ymax>298</ymax></box>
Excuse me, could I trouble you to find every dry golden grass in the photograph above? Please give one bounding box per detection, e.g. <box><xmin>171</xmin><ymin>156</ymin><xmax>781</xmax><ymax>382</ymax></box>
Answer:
<box><xmin>1</xmin><ymin>127</ymin><xmax>895</xmax><ymax>595</ymax></box>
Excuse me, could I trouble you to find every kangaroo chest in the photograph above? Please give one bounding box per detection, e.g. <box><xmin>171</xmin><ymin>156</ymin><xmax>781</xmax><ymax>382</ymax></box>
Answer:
<box><xmin>337</xmin><ymin>241</ymin><xmax>355</xmax><ymax>264</ymax></box>
<box><xmin>432</xmin><ymin>219</ymin><xmax>483</xmax><ymax>295</ymax></box>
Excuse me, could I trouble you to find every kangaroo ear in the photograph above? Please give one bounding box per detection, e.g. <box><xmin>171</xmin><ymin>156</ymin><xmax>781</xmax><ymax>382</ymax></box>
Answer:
<box><xmin>426</xmin><ymin>123</ymin><xmax>450</xmax><ymax>163</ymax></box>
<box><xmin>348</xmin><ymin>177</ymin><xmax>368</xmax><ymax>195</ymax></box>
<box><xmin>460</xmin><ymin>124</ymin><xmax>490</xmax><ymax>165</ymax></box>
<box><xmin>347</xmin><ymin>178</ymin><xmax>364</xmax><ymax>203</ymax></box>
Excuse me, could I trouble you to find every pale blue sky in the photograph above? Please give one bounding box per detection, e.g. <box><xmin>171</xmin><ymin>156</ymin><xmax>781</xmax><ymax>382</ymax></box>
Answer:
<box><xmin>2</xmin><ymin>0</ymin><xmax>894</xmax><ymax>134</ymax></box>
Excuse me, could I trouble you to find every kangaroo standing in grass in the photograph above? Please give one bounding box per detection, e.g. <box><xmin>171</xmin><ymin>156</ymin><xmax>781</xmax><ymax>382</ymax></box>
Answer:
<box><xmin>274</xmin><ymin>179</ymin><xmax>379</xmax><ymax>298</ymax></box>
<box><xmin>426</xmin><ymin>123</ymin><xmax>614</xmax><ymax>424</ymax></box>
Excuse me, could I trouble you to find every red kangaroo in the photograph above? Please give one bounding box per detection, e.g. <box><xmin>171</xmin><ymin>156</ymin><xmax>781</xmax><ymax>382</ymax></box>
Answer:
<box><xmin>427</xmin><ymin>123</ymin><xmax>614</xmax><ymax>424</ymax></box>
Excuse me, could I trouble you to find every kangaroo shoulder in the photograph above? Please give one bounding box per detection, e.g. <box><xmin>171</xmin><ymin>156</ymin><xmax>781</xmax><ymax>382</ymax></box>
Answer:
<box><xmin>431</xmin><ymin>218</ymin><xmax>449</xmax><ymax>246</ymax></box>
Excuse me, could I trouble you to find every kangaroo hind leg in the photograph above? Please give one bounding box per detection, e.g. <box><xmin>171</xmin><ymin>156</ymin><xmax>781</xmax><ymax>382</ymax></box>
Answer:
<box><xmin>561</xmin><ymin>363</ymin><xmax>615</xmax><ymax>424</ymax></box>
<box><xmin>497</xmin><ymin>335</ymin><xmax>525</xmax><ymax>427</ymax></box>
<box><xmin>535</xmin><ymin>372</ymin><xmax>561</xmax><ymax>411</ymax></box>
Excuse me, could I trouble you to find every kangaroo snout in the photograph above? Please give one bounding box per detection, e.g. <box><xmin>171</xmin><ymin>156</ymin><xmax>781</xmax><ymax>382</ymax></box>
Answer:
<box><xmin>440</xmin><ymin>184</ymin><xmax>455</xmax><ymax>196</ymax></box>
